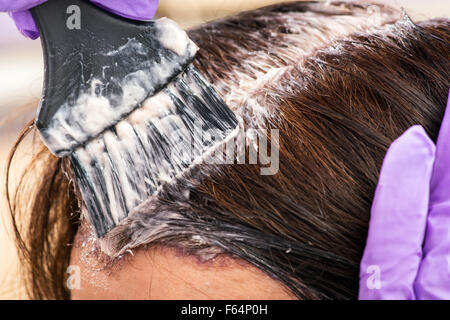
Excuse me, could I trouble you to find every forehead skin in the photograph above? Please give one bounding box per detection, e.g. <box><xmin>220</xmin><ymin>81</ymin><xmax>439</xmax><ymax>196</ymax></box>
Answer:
<box><xmin>69</xmin><ymin>237</ymin><xmax>295</xmax><ymax>299</ymax></box>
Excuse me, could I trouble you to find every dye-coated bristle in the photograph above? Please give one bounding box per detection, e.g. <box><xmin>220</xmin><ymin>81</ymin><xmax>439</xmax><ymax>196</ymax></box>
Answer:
<box><xmin>70</xmin><ymin>65</ymin><xmax>238</xmax><ymax>237</ymax></box>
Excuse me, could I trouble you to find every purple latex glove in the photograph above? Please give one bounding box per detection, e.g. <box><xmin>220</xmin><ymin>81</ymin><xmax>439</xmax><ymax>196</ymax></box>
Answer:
<box><xmin>0</xmin><ymin>0</ymin><xmax>159</xmax><ymax>39</ymax></box>
<box><xmin>359</xmin><ymin>92</ymin><xmax>450</xmax><ymax>300</ymax></box>
<box><xmin>415</xmin><ymin>92</ymin><xmax>450</xmax><ymax>299</ymax></box>
<box><xmin>0</xmin><ymin>0</ymin><xmax>46</xmax><ymax>39</ymax></box>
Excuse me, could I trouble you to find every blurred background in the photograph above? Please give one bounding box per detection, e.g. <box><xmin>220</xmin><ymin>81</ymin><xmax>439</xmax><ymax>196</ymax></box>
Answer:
<box><xmin>0</xmin><ymin>0</ymin><xmax>449</xmax><ymax>299</ymax></box>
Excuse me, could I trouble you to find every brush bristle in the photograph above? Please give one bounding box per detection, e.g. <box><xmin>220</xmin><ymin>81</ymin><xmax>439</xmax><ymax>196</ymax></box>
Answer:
<box><xmin>70</xmin><ymin>65</ymin><xmax>238</xmax><ymax>237</ymax></box>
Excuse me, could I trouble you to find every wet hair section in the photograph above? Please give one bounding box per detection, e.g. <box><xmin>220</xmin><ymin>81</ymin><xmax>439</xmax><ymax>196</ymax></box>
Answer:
<box><xmin>190</xmin><ymin>0</ymin><xmax>402</xmax><ymax>125</ymax></box>
<box><xmin>74</xmin><ymin>3</ymin><xmax>448</xmax><ymax>298</ymax></box>
<box><xmin>99</xmin><ymin>1</ymin><xmax>404</xmax><ymax>255</ymax></box>
<box><xmin>7</xmin><ymin>1</ymin><xmax>450</xmax><ymax>299</ymax></box>
<box><xmin>86</xmin><ymin>1</ymin><xmax>449</xmax><ymax>299</ymax></box>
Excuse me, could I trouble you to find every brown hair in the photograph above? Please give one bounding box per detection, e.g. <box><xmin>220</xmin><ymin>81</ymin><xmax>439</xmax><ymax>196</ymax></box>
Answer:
<box><xmin>5</xmin><ymin>1</ymin><xmax>450</xmax><ymax>299</ymax></box>
<box><xmin>6</xmin><ymin>121</ymin><xmax>80</xmax><ymax>299</ymax></box>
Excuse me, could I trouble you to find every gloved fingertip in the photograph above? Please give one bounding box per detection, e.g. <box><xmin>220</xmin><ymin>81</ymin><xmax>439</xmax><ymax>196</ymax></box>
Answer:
<box><xmin>376</xmin><ymin>125</ymin><xmax>435</xmax><ymax>188</ymax></box>
<box><xmin>21</xmin><ymin>29</ymin><xmax>40</xmax><ymax>40</ymax></box>
<box><xmin>9</xmin><ymin>10</ymin><xmax>40</xmax><ymax>39</ymax></box>
<box><xmin>385</xmin><ymin>125</ymin><xmax>435</xmax><ymax>166</ymax></box>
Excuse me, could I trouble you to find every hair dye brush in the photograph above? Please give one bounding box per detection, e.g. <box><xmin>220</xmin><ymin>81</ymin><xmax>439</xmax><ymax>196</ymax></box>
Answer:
<box><xmin>31</xmin><ymin>0</ymin><xmax>238</xmax><ymax>237</ymax></box>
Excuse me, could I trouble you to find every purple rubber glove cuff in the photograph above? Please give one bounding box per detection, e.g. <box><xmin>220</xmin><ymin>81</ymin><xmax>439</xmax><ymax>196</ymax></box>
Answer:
<box><xmin>1</xmin><ymin>0</ymin><xmax>159</xmax><ymax>39</ymax></box>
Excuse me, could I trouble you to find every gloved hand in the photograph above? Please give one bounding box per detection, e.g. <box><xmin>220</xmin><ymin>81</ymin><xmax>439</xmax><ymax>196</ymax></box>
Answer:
<box><xmin>359</xmin><ymin>92</ymin><xmax>450</xmax><ymax>299</ymax></box>
<box><xmin>0</xmin><ymin>0</ymin><xmax>159</xmax><ymax>39</ymax></box>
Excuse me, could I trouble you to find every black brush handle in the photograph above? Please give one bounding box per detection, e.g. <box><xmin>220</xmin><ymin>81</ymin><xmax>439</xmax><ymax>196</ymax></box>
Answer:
<box><xmin>31</xmin><ymin>0</ymin><xmax>197</xmax><ymax>156</ymax></box>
